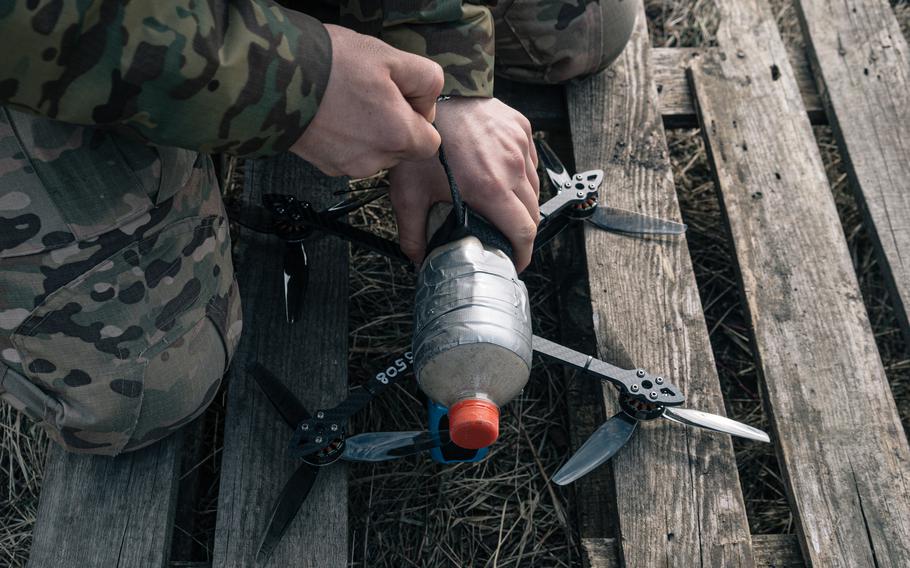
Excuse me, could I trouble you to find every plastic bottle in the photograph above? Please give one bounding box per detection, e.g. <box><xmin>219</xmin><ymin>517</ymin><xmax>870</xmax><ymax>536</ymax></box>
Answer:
<box><xmin>412</xmin><ymin>205</ymin><xmax>533</xmax><ymax>449</ymax></box>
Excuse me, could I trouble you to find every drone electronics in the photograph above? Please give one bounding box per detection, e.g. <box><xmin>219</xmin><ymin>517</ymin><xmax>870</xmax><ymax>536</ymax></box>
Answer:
<box><xmin>226</xmin><ymin>138</ymin><xmax>768</xmax><ymax>565</ymax></box>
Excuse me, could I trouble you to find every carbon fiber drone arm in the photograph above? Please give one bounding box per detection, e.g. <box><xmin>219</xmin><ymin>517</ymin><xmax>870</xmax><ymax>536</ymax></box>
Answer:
<box><xmin>264</xmin><ymin>194</ymin><xmax>410</xmax><ymax>261</ymax></box>
<box><xmin>532</xmin><ymin>335</ymin><xmax>685</xmax><ymax>406</ymax></box>
<box><xmin>288</xmin><ymin>351</ymin><xmax>414</xmax><ymax>458</ymax></box>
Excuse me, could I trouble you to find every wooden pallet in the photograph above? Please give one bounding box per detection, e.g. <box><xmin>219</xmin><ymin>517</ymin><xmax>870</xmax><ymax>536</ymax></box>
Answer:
<box><xmin>24</xmin><ymin>0</ymin><xmax>910</xmax><ymax>566</ymax></box>
<box><xmin>545</xmin><ymin>1</ymin><xmax>910</xmax><ymax>566</ymax></box>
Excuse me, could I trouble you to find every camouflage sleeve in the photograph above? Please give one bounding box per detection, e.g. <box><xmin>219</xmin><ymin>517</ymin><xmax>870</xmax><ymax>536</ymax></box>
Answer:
<box><xmin>0</xmin><ymin>0</ymin><xmax>332</xmax><ymax>157</ymax></box>
<box><xmin>380</xmin><ymin>0</ymin><xmax>495</xmax><ymax>98</ymax></box>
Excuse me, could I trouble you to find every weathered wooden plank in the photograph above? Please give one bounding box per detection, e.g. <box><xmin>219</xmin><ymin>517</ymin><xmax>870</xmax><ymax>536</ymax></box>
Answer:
<box><xmin>792</xmin><ymin>0</ymin><xmax>910</xmax><ymax>344</ymax></box>
<box><xmin>582</xmin><ymin>535</ymin><xmax>804</xmax><ymax>568</ymax></box>
<box><xmin>752</xmin><ymin>535</ymin><xmax>804</xmax><ymax>567</ymax></box>
<box><xmin>28</xmin><ymin>434</ymin><xmax>182</xmax><ymax>567</ymax></box>
<box><xmin>548</xmin><ymin>225</ymin><xmax>616</xmax><ymax>539</ymax></box>
<box><xmin>212</xmin><ymin>155</ymin><xmax>348</xmax><ymax>567</ymax></box>
<box><xmin>581</xmin><ymin>538</ymin><xmax>619</xmax><ymax>568</ymax></box>
<box><xmin>652</xmin><ymin>47</ymin><xmax>825</xmax><ymax>127</ymax></box>
<box><xmin>689</xmin><ymin>1</ymin><xmax>910</xmax><ymax>566</ymax></box>
<box><xmin>498</xmin><ymin>48</ymin><xmax>823</xmax><ymax>131</ymax></box>
<box><xmin>567</xmin><ymin>4</ymin><xmax>755</xmax><ymax>566</ymax></box>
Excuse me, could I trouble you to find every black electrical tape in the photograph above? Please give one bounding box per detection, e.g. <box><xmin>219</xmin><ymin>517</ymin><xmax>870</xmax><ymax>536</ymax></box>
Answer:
<box><xmin>429</xmin><ymin>141</ymin><xmax>516</xmax><ymax>262</ymax></box>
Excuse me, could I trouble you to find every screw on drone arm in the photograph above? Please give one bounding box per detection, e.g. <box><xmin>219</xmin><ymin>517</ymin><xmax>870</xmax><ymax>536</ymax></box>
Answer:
<box><xmin>263</xmin><ymin>194</ymin><xmax>410</xmax><ymax>262</ymax></box>
<box><xmin>288</xmin><ymin>351</ymin><xmax>415</xmax><ymax>458</ymax></box>
<box><xmin>531</xmin><ymin>335</ymin><xmax>685</xmax><ymax>406</ymax></box>
<box><xmin>552</xmin><ymin>401</ymin><xmax>772</xmax><ymax>486</ymax></box>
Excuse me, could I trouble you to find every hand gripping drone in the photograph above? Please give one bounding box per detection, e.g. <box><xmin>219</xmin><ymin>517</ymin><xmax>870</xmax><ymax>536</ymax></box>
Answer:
<box><xmin>227</xmin><ymin>139</ymin><xmax>768</xmax><ymax>564</ymax></box>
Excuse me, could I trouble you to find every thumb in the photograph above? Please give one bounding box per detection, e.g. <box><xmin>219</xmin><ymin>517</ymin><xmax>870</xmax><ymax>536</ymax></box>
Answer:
<box><xmin>389</xmin><ymin>53</ymin><xmax>444</xmax><ymax>122</ymax></box>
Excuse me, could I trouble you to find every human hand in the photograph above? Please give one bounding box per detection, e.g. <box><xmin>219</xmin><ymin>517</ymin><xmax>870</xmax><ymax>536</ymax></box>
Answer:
<box><xmin>290</xmin><ymin>24</ymin><xmax>444</xmax><ymax>177</ymax></box>
<box><xmin>388</xmin><ymin>97</ymin><xmax>540</xmax><ymax>271</ymax></box>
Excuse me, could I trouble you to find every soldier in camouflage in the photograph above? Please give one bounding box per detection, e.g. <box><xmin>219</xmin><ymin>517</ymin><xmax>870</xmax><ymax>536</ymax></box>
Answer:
<box><xmin>0</xmin><ymin>0</ymin><xmax>636</xmax><ymax>455</ymax></box>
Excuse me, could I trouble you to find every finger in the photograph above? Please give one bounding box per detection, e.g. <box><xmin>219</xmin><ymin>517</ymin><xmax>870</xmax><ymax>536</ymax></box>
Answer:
<box><xmin>514</xmin><ymin>166</ymin><xmax>540</xmax><ymax>225</ymax></box>
<box><xmin>405</xmin><ymin>114</ymin><xmax>442</xmax><ymax>160</ymax></box>
<box><xmin>389</xmin><ymin>55</ymin><xmax>444</xmax><ymax>122</ymax></box>
<box><xmin>514</xmin><ymin>114</ymin><xmax>537</xmax><ymax>171</ymax></box>
<box><xmin>524</xmin><ymin>160</ymin><xmax>541</xmax><ymax>221</ymax></box>
<box><xmin>389</xmin><ymin>100</ymin><xmax>442</xmax><ymax>162</ymax></box>
<box><xmin>389</xmin><ymin>176</ymin><xmax>432</xmax><ymax>264</ymax></box>
<box><xmin>472</xmin><ymin>192</ymin><xmax>538</xmax><ymax>272</ymax></box>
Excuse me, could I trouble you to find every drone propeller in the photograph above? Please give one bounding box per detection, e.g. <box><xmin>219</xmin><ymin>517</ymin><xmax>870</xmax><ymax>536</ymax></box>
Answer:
<box><xmin>533</xmin><ymin>138</ymin><xmax>686</xmax><ymax>238</ymax></box>
<box><xmin>255</xmin><ymin>429</ymin><xmax>449</xmax><ymax>564</ymax></box>
<box><xmin>588</xmin><ymin>206</ymin><xmax>687</xmax><ymax>236</ymax></box>
<box><xmin>249</xmin><ymin>358</ymin><xmax>456</xmax><ymax>564</ymax></box>
<box><xmin>227</xmin><ymin>189</ymin><xmax>407</xmax><ymax>325</ymax></box>
<box><xmin>343</xmin><ymin>430</ymin><xmax>451</xmax><ymax>462</ymax></box>
<box><xmin>249</xmin><ymin>363</ymin><xmax>310</xmax><ymax>428</ymax></box>
<box><xmin>552</xmin><ymin>403</ymin><xmax>770</xmax><ymax>486</ymax></box>
<box><xmin>250</xmin><ymin>363</ymin><xmax>319</xmax><ymax>564</ymax></box>
<box><xmin>529</xmin><ymin>336</ymin><xmax>770</xmax><ymax>486</ymax></box>
<box><xmin>662</xmin><ymin>407</ymin><xmax>770</xmax><ymax>442</ymax></box>
<box><xmin>282</xmin><ymin>242</ymin><xmax>308</xmax><ymax>324</ymax></box>
<box><xmin>324</xmin><ymin>187</ymin><xmax>389</xmax><ymax>216</ymax></box>
<box><xmin>256</xmin><ymin>461</ymin><xmax>320</xmax><ymax>565</ymax></box>
<box><xmin>552</xmin><ymin>411</ymin><xmax>638</xmax><ymax>485</ymax></box>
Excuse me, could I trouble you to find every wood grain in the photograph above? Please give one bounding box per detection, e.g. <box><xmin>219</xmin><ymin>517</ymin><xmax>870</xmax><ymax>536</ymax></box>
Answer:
<box><xmin>652</xmin><ymin>47</ymin><xmax>824</xmax><ymax>127</ymax></box>
<box><xmin>211</xmin><ymin>155</ymin><xmax>349</xmax><ymax>568</ymax></box>
<box><xmin>498</xmin><ymin>48</ymin><xmax>823</xmax><ymax>131</ymax></box>
<box><xmin>567</xmin><ymin>4</ymin><xmax>755</xmax><ymax>566</ymax></box>
<box><xmin>28</xmin><ymin>434</ymin><xmax>181</xmax><ymax>567</ymax></box>
<box><xmin>689</xmin><ymin>1</ymin><xmax>910</xmax><ymax>565</ymax></box>
<box><xmin>793</xmin><ymin>0</ymin><xmax>910</xmax><ymax>343</ymax></box>
<box><xmin>582</xmin><ymin>534</ymin><xmax>804</xmax><ymax>568</ymax></box>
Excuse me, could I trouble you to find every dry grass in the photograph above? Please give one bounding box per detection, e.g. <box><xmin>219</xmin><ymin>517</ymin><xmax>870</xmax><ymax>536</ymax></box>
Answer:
<box><xmin>0</xmin><ymin>407</ymin><xmax>46</xmax><ymax>567</ymax></box>
<box><xmin>2</xmin><ymin>2</ymin><xmax>910</xmax><ymax>567</ymax></box>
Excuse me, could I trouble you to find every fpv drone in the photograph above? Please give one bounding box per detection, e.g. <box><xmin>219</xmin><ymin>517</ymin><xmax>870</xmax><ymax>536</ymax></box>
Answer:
<box><xmin>227</xmin><ymin>139</ymin><xmax>769</xmax><ymax>564</ymax></box>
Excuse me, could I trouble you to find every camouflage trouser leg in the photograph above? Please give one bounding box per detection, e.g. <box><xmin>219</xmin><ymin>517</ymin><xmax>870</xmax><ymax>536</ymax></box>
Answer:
<box><xmin>0</xmin><ymin>108</ymin><xmax>242</xmax><ymax>455</ymax></box>
<box><xmin>492</xmin><ymin>0</ymin><xmax>639</xmax><ymax>84</ymax></box>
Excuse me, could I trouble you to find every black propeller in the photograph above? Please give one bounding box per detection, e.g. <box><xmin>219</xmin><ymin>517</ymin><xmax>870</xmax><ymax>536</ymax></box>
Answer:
<box><xmin>248</xmin><ymin>363</ymin><xmax>452</xmax><ymax>565</ymax></box>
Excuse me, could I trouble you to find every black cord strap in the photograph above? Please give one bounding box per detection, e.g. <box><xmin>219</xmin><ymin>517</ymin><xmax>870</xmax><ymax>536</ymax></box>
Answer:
<box><xmin>431</xmin><ymin>138</ymin><xmax>516</xmax><ymax>262</ymax></box>
<box><xmin>437</xmin><ymin>141</ymin><xmax>466</xmax><ymax>227</ymax></box>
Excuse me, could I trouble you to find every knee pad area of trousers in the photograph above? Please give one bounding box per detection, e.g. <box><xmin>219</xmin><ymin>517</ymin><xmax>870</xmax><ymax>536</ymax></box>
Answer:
<box><xmin>493</xmin><ymin>0</ymin><xmax>639</xmax><ymax>84</ymax></box>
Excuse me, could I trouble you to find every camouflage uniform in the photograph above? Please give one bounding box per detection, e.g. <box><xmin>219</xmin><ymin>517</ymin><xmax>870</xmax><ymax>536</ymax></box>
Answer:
<box><xmin>338</xmin><ymin>0</ymin><xmax>638</xmax><ymax>95</ymax></box>
<box><xmin>0</xmin><ymin>0</ymin><xmax>636</xmax><ymax>455</ymax></box>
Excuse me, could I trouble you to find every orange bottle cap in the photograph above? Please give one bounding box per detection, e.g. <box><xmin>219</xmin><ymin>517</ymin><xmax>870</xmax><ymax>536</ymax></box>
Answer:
<box><xmin>449</xmin><ymin>398</ymin><xmax>499</xmax><ymax>449</ymax></box>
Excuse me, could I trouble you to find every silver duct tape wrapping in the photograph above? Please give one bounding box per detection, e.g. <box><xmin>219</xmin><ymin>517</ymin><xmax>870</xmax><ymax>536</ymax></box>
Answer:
<box><xmin>413</xmin><ymin>236</ymin><xmax>533</xmax><ymax>407</ymax></box>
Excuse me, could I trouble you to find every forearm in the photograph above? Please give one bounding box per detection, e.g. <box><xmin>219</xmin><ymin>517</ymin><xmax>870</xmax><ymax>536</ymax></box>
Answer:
<box><xmin>0</xmin><ymin>0</ymin><xmax>331</xmax><ymax>157</ymax></box>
